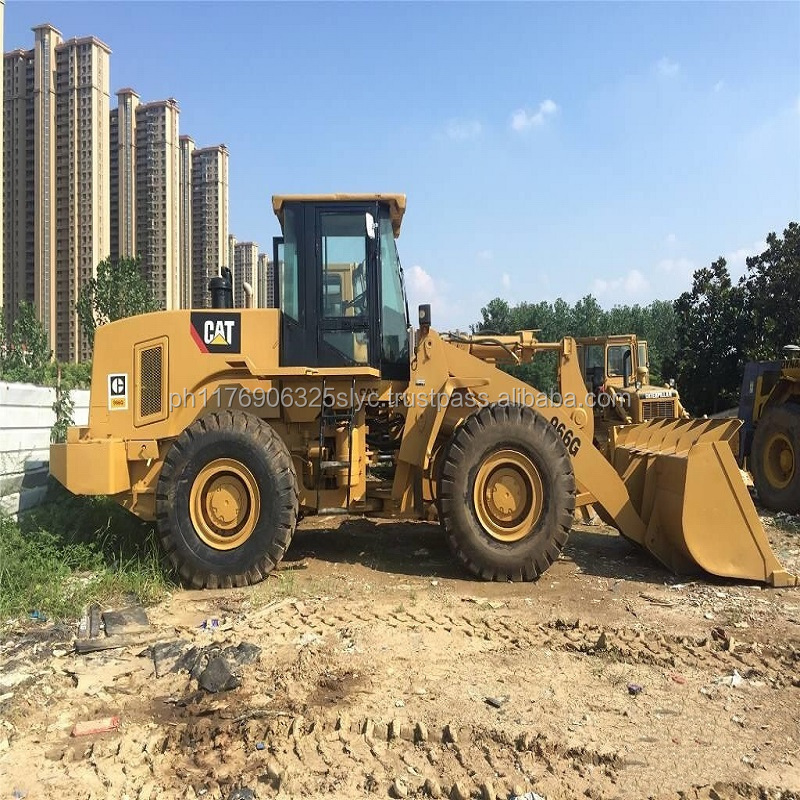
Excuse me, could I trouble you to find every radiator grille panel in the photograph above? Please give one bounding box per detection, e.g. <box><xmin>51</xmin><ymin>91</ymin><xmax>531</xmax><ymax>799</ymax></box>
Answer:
<box><xmin>139</xmin><ymin>345</ymin><xmax>163</xmax><ymax>418</ymax></box>
<box><xmin>642</xmin><ymin>400</ymin><xmax>676</xmax><ymax>420</ymax></box>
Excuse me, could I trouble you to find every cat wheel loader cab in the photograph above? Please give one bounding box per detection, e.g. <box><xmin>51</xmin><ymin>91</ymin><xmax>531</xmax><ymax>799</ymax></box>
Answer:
<box><xmin>575</xmin><ymin>334</ymin><xmax>685</xmax><ymax>426</ymax></box>
<box><xmin>738</xmin><ymin>345</ymin><xmax>800</xmax><ymax>513</ymax></box>
<box><xmin>49</xmin><ymin>193</ymin><xmax>797</xmax><ymax>590</ymax></box>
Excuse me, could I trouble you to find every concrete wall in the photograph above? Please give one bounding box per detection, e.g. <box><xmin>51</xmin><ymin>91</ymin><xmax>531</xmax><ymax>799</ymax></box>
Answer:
<box><xmin>0</xmin><ymin>381</ymin><xmax>89</xmax><ymax>516</ymax></box>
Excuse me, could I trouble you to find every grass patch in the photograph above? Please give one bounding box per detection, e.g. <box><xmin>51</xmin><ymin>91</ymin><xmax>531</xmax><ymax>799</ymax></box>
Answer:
<box><xmin>249</xmin><ymin>568</ymin><xmax>299</xmax><ymax>606</ymax></box>
<box><xmin>0</xmin><ymin>481</ymin><xmax>172</xmax><ymax>621</ymax></box>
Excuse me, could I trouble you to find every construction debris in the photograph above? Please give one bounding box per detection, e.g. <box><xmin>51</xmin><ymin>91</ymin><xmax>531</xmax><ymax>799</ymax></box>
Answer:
<box><xmin>71</xmin><ymin>716</ymin><xmax>120</xmax><ymax>737</ymax></box>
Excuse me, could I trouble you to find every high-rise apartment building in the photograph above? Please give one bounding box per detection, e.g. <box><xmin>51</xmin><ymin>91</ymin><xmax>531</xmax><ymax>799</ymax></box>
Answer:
<box><xmin>3</xmin><ymin>24</ymin><xmax>111</xmax><ymax>360</ymax></box>
<box><xmin>178</xmin><ymin>135</ymin><xmax>194</xmax><ymax>308</ymax></box>
<box><xmin>3</xmin><ymin>43</ymin><xmax>37</xmax><ymax>330</ymax></box>
<box><xmin>0</xmin><ymin>1</ymin><xmax>5</xmax><ymax>313</ymax></box>
<box><xmin>110</xmin><ymin>92</ymin><xmax>180</xmax><ymax>310</ymax></box>
<box><xmin>54</xmin><ymin>34</ymin><xmax>111</xmax><ymax>361</ymax></box>
<box><xmin>191</xmin><ymin>144</ymin><xmax>228</xmax><ymax>308</ymax></box>
<box><xmin>257</xmin><ymin>252</ymin><xmax>275</xmax><ymax>308</ymax></box>
<box><xmin>109</xmin><ymin>87</ymin><xmax>138</xmax><ymax>263</ymax></box>
<box><xmin>233</xmin><ymin>240</ymin><xmax>257</xmax><ymax>308</ymax></box>
<box><xmin>134</xmin><ymin>98</ymin><xmax>180</xmax><ymax>309</ymax></box>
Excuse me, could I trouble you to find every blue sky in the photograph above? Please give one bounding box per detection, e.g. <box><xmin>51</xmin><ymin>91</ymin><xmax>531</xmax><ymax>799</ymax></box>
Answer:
<box><xmin>7</xmin><ymin>1</ymin><xmax>800</xmax><ymax>329</ymax></box>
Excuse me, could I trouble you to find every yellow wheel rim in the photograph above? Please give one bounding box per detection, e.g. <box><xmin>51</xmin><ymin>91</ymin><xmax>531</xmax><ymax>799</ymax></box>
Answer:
<box><xmin>473</xmin><ymin>449</ymin><xmax>544</xmax><ymax>542</ymax></box>
<box><xmin>189</xmin><ymin>458</ymin><xmax>260</xmax><ymax>550</ymax></box>
<box><xmin>763</xmin><ymin>432</ymin><xmax>795</xmax><ymax>490</ymax></box>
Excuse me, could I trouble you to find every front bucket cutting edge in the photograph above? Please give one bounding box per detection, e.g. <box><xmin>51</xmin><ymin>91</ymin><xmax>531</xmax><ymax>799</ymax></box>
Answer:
<box><xmin>610</xmin><ymin>418</ymin><xmax>797</xmax><ymax>587</ymax></box>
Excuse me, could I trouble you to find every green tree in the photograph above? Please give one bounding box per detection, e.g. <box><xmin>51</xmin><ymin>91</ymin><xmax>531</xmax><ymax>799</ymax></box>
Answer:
<box><xmin>77</xmin><ymin>256</ymin><xmax>159</xmax><ymax>348</ymax></box>
<box><xmin>475</xmin><ymin>297</ymin><xmax>512</xmax><ymax>334</ymax></box>
<box><xmin>640</xmin><ymin>299</ymin><xmax>678</xmax><ymax>384</ymax></box>
<box><xmin>0</xmin><ymin>302</ymin><xmax>51</xmax><ymax>384</ymax></box>
<box><xmin>674</xmin><ymin>258</ymin><xmax>746</xmax><ymax>415</ymax></box>
<box><xmin>740</xmin><ymin>222</ymin><xmax>800</xmax><ymax>360</ymax></box>
<box><xmin>473</xmin><ymin>294</ymin><xmax>682</xmax><ymax>394</ymax></box>
<box><xmin>570</xmin><ymin>294</ymin><xmax>605</xmax><ymax>336</ymax></box>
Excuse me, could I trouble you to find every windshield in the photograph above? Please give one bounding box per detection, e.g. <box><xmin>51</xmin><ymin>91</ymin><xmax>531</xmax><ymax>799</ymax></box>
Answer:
<box><xmin>638</xmin><ymin>341</ymin><xmax>648</xmax><ymax>368</ymax></box>
<box><xmin>379</xmin><ymin>216</ymin><xmax>409</xmax><ymax>365</ymax></box>
<box><xmin>607</xmin><ymin>345</ymin><xmax>631</xmax><ymax>377</ymax></box>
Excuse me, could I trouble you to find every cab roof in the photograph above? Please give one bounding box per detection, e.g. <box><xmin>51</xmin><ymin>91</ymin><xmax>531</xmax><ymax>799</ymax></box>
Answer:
<box><xmin>576</xmin><ymin>334</ymin><xmax>644</xmax><ymax>346</ymax></box>
<box><xmin>272</xmin><ymin>193</ymin><xmax>407</xmax><ymax>237</ymax></box>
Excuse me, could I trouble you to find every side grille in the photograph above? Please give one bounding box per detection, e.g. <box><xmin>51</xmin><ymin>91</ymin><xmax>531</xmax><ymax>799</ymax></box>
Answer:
<box><xmin>140</xmin><ymin>346</ymin><xmax>163</xmax><ymax>418</ymax></box>
<box><xmin>134</xmin><ymin>337</ymin><xmax>168</xmax><ymax>426</ymax></box>
<box><xmin>642</xmin><ymin>400</ymin><xmax>676</xmax><ymax>421</ymax></box>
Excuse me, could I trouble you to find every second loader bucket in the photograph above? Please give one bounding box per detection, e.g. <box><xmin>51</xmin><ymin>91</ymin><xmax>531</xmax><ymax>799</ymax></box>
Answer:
<box><xmin>609</xmin><ymin>418</ymin><xmax>797</xmax><ymax>587</ymax></box>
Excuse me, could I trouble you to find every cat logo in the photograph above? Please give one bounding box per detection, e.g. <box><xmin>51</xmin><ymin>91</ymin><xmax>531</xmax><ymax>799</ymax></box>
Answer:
<box><xmin>108</xmin><ymin>373</ymin><xmax>128</xmax><ymax>411</ymax></box>
<box><xmin>190</xmin><ymin>312</ymin><xmax>241</xmax><ymax>354</ymax></box>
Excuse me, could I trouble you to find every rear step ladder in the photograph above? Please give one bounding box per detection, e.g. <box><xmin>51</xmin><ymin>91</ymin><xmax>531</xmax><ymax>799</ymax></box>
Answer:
<box><xmin>315</xmin><ymin>377</ymin><xmax>357</xmax><ymax>512</ymax></box>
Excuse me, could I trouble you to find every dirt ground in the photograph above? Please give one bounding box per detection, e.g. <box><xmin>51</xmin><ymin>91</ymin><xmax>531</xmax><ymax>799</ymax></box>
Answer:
<box><xmin>1</xmin><ymin>510</ymin><xmax>799</xmax><ymax>800</ymax></box>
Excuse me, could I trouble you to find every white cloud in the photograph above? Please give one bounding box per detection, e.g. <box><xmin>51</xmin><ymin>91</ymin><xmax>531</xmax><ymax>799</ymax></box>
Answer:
<box><xmin>624</xmin><ymin>269</ymin><xmax>649</xmax><ymax>294</ymax></box>
<box><xmin>510</xmin><ymin>99</ymin><xmax>559</xmax><ymax>132</ymax></box>
<box><xmin>725</xmin><ymin>240</ymin><xmax>766</xmax><ymax>279</ymax></box>
<box><xmin>476</xmin><ymin>249</ymin><xmax>493</xmax><ymax>261</ymax></box>
<box><xmin>501</xmin><ymin>272</ymin><xmax>511</xmax><ymax>290</ymax></box>
<box><xmin>658</xmin><ymin>256</ymin><xmax>694</xmax><ymax>274</ymax></box>
<box><xmin>592</xmin><ymin>269</ymin><xmax>650</xmax><ymax>298</ymax></box>
<box><xmin>444</xmin><ymin>119</ymin><xmax>482</xmax><ymax>141</ymax></box>
<box><xmin>665</xmin><ymin>233</ymin><xmax>677</xmax><ymax>245</ymax></box>
<box><xmin>406</xmin><ymin>264</ymin><xmax>453</xmax><ymax>324</ymax></box>
<box><xmin>713</xmin><ymin>80</ymin><xmax>725</xmax><ymax>93</ymax></box>
<box><xmin>407</xmin><ymin>264</ymin><xmax>437</xmax><ymax>299</ymax></box>
<box><xmin>656</xmin><ymin>57</ymin><xmax>680</xmax><ymax>77</ymax></box>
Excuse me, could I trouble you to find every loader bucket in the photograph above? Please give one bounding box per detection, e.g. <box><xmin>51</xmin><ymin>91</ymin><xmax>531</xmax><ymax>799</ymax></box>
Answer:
<box><xmin>610</xmin><ymin>418</ymin><xmax>798</xmax><ymax>587</ymax></box>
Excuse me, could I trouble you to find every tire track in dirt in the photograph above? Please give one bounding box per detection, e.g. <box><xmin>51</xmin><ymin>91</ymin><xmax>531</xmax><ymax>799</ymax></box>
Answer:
<box><xmin>52</xmin><ymin>697</ymin><xmax>797</xmax><ymax>800</ymax></box>
<box><xmin>6</xmin><ymin>596</ymin><xmax>797</xmax><ymax>799</ymax></box>
<box><xmin>254</xmin><ymin>598</ymin><xmax>800</xmax><ymax>687</ymax></box>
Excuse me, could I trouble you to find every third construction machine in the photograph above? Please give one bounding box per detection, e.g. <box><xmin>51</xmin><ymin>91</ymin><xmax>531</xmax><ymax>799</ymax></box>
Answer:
<box><xmin>50</xmin><ymin>194</ymin><xmax>797</xmax><ymax>588</ymax></box>
<box><xmin>737</xmin><ymin>345</ymin><xmax>800</xmax><ymax>513</ymax></box>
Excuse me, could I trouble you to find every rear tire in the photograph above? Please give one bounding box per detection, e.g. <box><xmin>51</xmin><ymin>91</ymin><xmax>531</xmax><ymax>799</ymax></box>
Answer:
<box><xmin>437</xmin><ymin>404</ymin><xmax>575</xmax><ymax>581</ymax></box>
<box><xmin>156</xmin><ymin>411</ymin><xmax>299</xmax><ymax>588</ymax></box>
<box><xmin>751</xmin><ymin>405</ymin><xmax>800</xmax><ymax>513</ymax></box>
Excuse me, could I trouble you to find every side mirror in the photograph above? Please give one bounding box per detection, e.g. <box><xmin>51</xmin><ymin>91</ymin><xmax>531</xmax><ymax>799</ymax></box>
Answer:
<box><xmin>622</xmin><ymin>350</ymin><xmax>632</xmax><ymax>387</ymax></box>
<box><xmin>407</xmin><ymin>325</ymin><xmax>416</xmax><ymax>358</ymax></box>
<box><xmin>365</xmin><ymin>212</ymin><xmax>376</xmax><ymax>240</ymax></box>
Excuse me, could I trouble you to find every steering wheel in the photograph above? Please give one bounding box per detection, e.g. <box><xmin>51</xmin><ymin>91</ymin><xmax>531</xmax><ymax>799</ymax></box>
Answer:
<box><xmin>343</xmin><ymin>291</ymin><xmax>368</xmax><ymax>316</ymax></box>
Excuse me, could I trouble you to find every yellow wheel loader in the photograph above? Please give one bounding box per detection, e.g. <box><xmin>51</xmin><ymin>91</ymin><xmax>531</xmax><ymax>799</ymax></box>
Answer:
<box><xmin>49</xmin><ymin>194</ymin><xmax>797</xmax><ymax>588</ymax></box>
<box><xmin>737</xmin><ymin>345</ymin><xmax>800</xmax><ymax>513</ymax></box>
<box><xmin>575</xmin><ymin>335</ymin><xmax>686</xmax><ymax>423</ymax></box>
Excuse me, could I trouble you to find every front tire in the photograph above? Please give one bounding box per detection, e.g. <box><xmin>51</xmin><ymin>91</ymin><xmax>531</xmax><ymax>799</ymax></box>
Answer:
<box><xmin>751</xmin><ymin>405</ymin><xmax>800</xmax><ymax>513</ymax></box>
<box><xmin>437</xmin><ymin>404</ymin><xmax>575</xmax><ymax>581</ymax></box>
<box><xmin>156</xmin><ymin>411</ymin><xmax>298</xmax><ymax>588</ymax></box>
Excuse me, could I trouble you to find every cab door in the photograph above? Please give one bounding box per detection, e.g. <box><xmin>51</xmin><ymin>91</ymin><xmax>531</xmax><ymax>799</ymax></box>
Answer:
<box><xmin>277</xmin><ymin>205</ymin><xmax>315</xmax><ymax>366</ymax></box>
<box><xmin>315</xmin><ymin>204</ymin><xmax>380</xmax><ymax>369</ymax></box>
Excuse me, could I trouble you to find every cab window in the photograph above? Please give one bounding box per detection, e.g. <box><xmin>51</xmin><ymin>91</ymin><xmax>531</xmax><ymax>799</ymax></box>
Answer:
<box><xmin>320</xmin><ymin>213</ymin><xmax>367</xmax><ymax>319</ymax></box>
<box><xmin>319</xmin><ymin>211</ymin><xmax>370</xmax><ymax>365</ymax></box>
<box><xmin>280</xmin><ymin>207</ymin><xmax>300</xmax><ymax>321</ymax></box>
<box><xmin>584</xmin><ymin>345</ymin><xmax>604</xmax><ymax>370</ymax></box>
<box><xmin>379</xmin><ymin>216</ymin><xmax>409</xmax><ymax>365</ymax></box>
<box><xmin>607</xmin><ymin>345</ymin><xmax>631</xmax><ymax>377</ymax></box>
